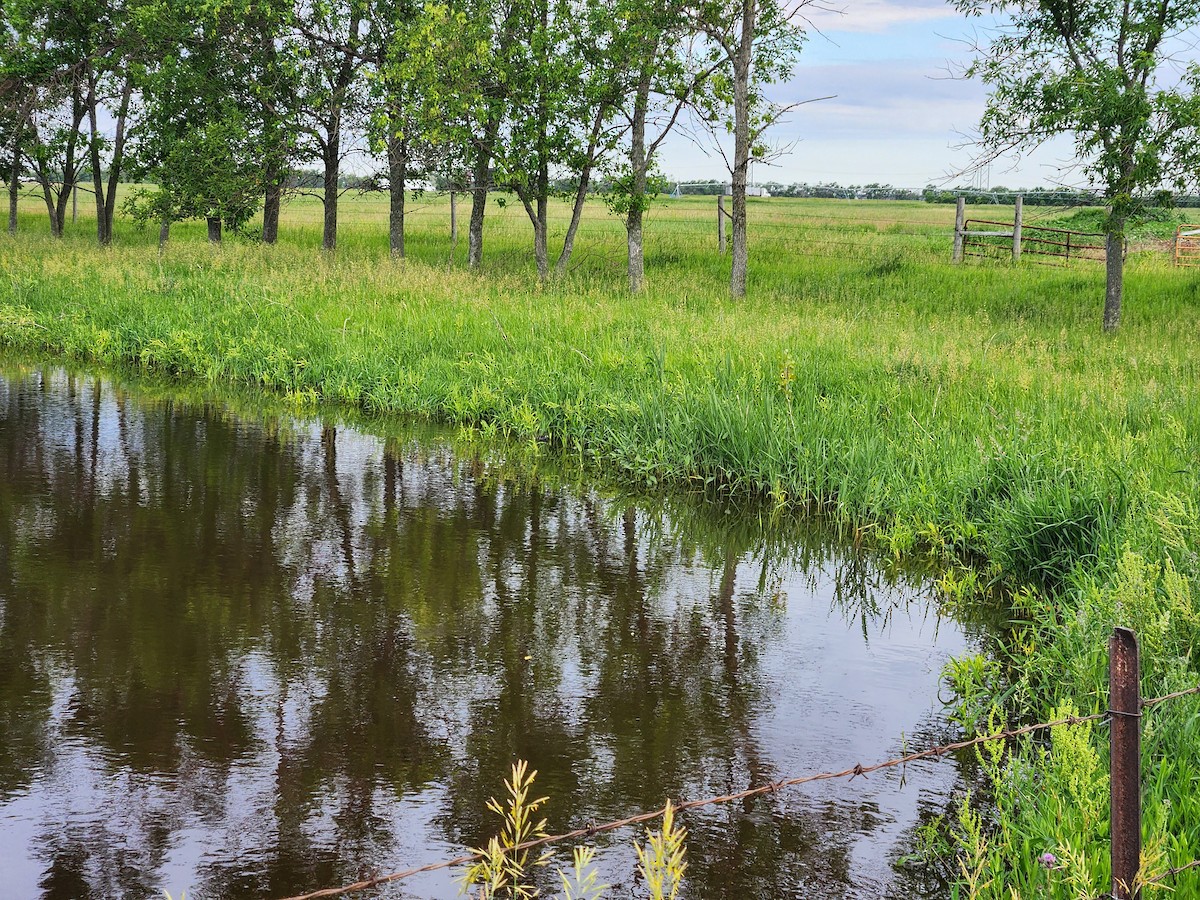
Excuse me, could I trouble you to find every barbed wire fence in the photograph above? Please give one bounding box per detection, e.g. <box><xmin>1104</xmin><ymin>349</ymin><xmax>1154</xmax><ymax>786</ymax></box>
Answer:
<box><xmin>279</xmin><ymin>627</ymin><xmax>1200</xmax><ymax>900</ymax></box>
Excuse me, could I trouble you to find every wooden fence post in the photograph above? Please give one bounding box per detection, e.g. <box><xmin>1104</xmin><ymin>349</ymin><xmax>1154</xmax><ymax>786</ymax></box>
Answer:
<box><xmin>1012</xmin><ymin>194</ymin><xmax>1023</xmax><ymax>262</ymax></box>
<box><xmin>1110</xmin><ymin>626</ymin><xmax>1141</xmax><ymax>900</ymax></box>
<box><xmin>718</xmin><ymin>194</ymin><xmax>727</xmax><ymax>254</ymax></box>
<box><xmin>952</xmin><ymin>197</ymin><xmax>965</xmax><ymax>263</ymax></box>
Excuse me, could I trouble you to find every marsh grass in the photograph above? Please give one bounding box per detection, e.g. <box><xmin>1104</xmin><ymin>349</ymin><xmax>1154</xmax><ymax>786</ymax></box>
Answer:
<box><xmin>4</xmin><ymin>191</ymin><xmax>1200</xmax><ymax>896</ymax></box>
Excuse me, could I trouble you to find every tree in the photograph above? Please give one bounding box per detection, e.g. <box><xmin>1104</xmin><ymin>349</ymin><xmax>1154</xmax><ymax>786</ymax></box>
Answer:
<box><xmin>72</xmin><ymin>0</ymin><xmax>136</xmax><ymax>246</ymax></box>
<box><xmin>293</xmin><ymin>0</ymin><xmax>369</xmax><ymax>252</ymax></box>
<box><xmin>3</xmin><ymin>0</ymin><xmax>93</xmax><ymax>238</ymax></box>
<box><xmin>364</xmin><ymin>0</ymin><xmax>423</xmax><ymax>259</ymax></box>
<box><xmin>606</xmin><ymin>0</ymin><xmax>722</xmax><ymax>292</ymax></box>
<box><xmin>549</xmin><ymin>0</ymin><xmax>629</xmax><ymax>276</ymax></box>
<box><xmin>402</xmin><ymin>0</ymin><xmax>519</xmax><ymax>270</ymax></box>
<box><xmin>497</xmin><ymin>0</ymin><xmax>578</xmax><ymax>280</ymax></box>
<box><xmin>251</xmin><ymin>1</ymin><xmax>299</xmax><ymax>246</ymax></box>
<box><xmin>692</xmin><ymin>0</ymin><xmax>810</xmax><ymax>297</ymax></box>
<box><xmin>954</xmin><ymin>0</ymin><xmax>1200</xmax><ymax>331</ymax></box>
<box><xmin>125</xmin><ymin>0</ymin><xmax>277</xmax><ymax>243</ymax></box>
<box><xmin>0</xmin><ymin>7</ymin><xmax>41</xmax><ymax>235</ymax></box>
<box><xmin>505</xmin><ymin>0</ymin><xmax>632</xmax><ymax>279</ymax></box>
<box><xmin>1</xmin><ymin>0</ymin><xmax>139</xmax><ymax>243</ymax></box>
<box><xmin>24</xmin><ymin>78</ymin><xmax>89</xmax><ymax>238</ymax></box>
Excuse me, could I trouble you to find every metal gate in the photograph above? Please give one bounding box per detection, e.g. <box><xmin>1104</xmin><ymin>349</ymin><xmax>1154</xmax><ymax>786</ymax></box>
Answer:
<box><xmin>1175</xmin><ymin>224</ymin><xmax>1200</xmax><ymax>267</ymax></box>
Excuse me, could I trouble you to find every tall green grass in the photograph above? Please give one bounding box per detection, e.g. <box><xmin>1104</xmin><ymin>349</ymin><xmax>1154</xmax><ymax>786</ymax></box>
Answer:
<box><xmin>3</xmin><ymin>192</ymin><xmax>1200</xmax><ymax>896</ymax></box>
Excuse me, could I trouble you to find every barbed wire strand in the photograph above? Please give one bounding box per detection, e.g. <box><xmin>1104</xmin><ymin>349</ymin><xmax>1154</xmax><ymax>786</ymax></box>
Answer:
<box><xmin>276</xmin><ymin>716</ymin><xmax>1099</xmax><ymax>899</ymax></box>
<box><xmin>277</xmin><ymin>681</ymin><xmax>1200</xmax><ymax>900</ymax></box>
<box><xmin>1143</xmin><ymin>857</ymin><xmax>1200</xmax><ymax>885</ymax></box>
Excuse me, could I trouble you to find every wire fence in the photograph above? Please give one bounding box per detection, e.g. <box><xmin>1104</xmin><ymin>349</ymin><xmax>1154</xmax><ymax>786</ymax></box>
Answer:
<box><xmin>963</xmin><ymin>218</ymin><xmax>1106</xmax><ymax>265</ymax></box>
<box><xmin>10</xmin><ymin>186</ymin><xmax>1195</xmax><ymax>270</ymax></box>
<box><xmin>278</xmin><ymin>627</ymin><xmax>1200</xmax><ymax>900</ymax></box>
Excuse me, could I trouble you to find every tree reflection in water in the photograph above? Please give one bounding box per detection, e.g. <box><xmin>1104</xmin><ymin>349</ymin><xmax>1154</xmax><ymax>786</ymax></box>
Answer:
<box><xmin>0</xmin><ymin>365</ymin><xmax>972</xmax><ymax>899</ymax></box>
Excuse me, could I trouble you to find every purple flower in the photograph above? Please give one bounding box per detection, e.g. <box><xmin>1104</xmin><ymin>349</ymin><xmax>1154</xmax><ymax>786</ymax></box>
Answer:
<box><xmin>1039</xmin><ymin>852</ymin><xmax>1057</xmax><ymax>868</ymax></box>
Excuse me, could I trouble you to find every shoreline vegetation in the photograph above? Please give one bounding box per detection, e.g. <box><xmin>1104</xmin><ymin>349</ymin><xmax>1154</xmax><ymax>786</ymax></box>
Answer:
<box><xmin>3</xmin><ymin>193</ymin><xmax>1200</xmax><ymax>897</ymax></box>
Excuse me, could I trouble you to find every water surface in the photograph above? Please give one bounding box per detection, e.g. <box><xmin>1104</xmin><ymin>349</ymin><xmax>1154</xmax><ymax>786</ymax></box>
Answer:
<box><xmin>0</xmin><ymin>364</ymin><xmax>971</xmax><ymax>898</ymax></box>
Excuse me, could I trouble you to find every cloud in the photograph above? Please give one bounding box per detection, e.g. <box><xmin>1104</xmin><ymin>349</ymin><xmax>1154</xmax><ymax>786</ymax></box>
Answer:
<box><xmin>804</xmin><ymin>0</ymin><xmax>960</xmax><ymax>34</ymax></box>
<box><xmin>766</xmin><ymin>60</ymin><xmax>985</xmax><ymax>139</ymax></box>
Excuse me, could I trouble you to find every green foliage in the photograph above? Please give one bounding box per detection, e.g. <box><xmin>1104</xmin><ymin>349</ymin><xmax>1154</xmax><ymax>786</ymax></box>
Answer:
<box><xmin>461</xmin><ymin>760</ymin><xmax>552</xmax><ymax>899</ymax></box>
<box><xmin>635</xmin><ymin>800</ymin><xmax>687</xmax><ymax>900</ymax></box>
<box><xmin>556</xmin><ymin>847</ymin><xmax>606</xmax><ymax>900</ymax></box>
<box><xmin>954</xmin><ymin>0</ymin><xmax>1200</xmax><ymax>225</ymax></box>
<box><xmin>940</xmin><ymin>653</ymin><xmax>1002</xmax><ymax>733</ymax></box>
<box><xmin>459</xmin><ymin>763</ymin><xmax>684</xmax><ymax>900</ymax></box>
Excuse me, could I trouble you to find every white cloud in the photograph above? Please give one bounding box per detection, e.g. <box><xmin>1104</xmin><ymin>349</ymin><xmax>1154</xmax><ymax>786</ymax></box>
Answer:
<box><xmin>804</xmin><ymin>0</ymin><xmax>960</xmax><ymax>34</ymax></box>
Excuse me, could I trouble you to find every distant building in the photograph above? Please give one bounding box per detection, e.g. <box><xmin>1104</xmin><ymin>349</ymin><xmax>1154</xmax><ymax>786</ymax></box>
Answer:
<box><xmin>723</xmin><ymin>184</ymin><xmax>771</xmax><ymax>198</ymax></box>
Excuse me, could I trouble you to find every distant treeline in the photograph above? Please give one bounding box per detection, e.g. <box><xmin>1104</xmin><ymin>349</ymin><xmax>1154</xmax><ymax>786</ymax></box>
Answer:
<box><xmin>921</xmin><ymin>186</ymin><xmax>1200</xmax><ymax>207</ymax></box>
<box><xmin>660</xmin><ymin>183</ymin><xmax>1200</xmax><ymax>206</ymax></box>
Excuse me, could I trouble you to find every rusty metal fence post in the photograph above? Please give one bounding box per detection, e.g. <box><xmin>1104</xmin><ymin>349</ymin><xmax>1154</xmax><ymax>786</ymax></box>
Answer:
<box><xmin>1110</xmin><ymin>626</ymin><xmax>1142</xmax><ymax>900</ymax></box>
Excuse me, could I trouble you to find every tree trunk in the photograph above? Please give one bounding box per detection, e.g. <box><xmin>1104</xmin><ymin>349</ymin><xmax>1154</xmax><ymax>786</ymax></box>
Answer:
<box><xmin>101</xmin><ymin>78</ymin><xmax>132</xmax><ymax>244</ymax></box>
<box><xmin>207</xmin><ymin>216</ymin><xmax>222</xmax><ymax>243</ymax></box>
<box><xmin>534</xmin><ymin>195</ymin><xmax>548</xmax><ymax>280</ymax></box>
<box><xmin>516</xmin><ymin>186</ymin><xmax>549</xmax><ymax>280</ymax></box>
<box><xmin>555</xmin><ymin>109</ymin><xmax>606</xmax><ymax>276</ymax></box>
<box><xmin>7</xmin><ymin>142</ymin><xmax>18</xmax><ymax>234</ymax></box>
<box><xmin>86</xmin><ymin>64</ymin><xmax>107</xmax><ymax>244</ymax></box>
<box><xmin>54</xmin><ymin>188</ymin><xmax>71</xmax><ymax>237</ymax></box>
<box><xmin>468</xmin><ymin>112</ymin><xmax>500</xmax><ymax>269</ymax></box>
<box><xmin>159</xmin><ymin>218</ymin><xmax>171</xmax><ymax>249</ymax></box>
<box><xmin>729</xmin><ymin>0</ymin><xmax>755</xmax><ymax>299</ymax></box>
<box><xmin>52</xmin><ymin>86</ymin><xmax>84</xmax><ymax>238</ymax></box>
<box><xmin>262</xmin><ymin>125</ymin><xmax>288</xmax><ymax>245</ymax></box>
<box><xmin>387</xmin><ymin>130</ymin><xmax>407</xmax><ymax>259</ymax></box>
<box><xmin>263</xmin><ymin>171</ymin><xmax>282</xmax><ymax>244</ymax></box>
<box><xmin>467</xmin><ymin>179</ymin><xmax>487</xmax><ymax>268</ymax></box>
<box><xmin>555</xmin><ymin>172</ymin><xmax>589</xmax><ymax>276</ymax></box>
<box><xmin>626</xmin><ymin>205</ymin><xmax>645</xmax><ymax>292</ymax></box>
<box><xmin>40</xmin><ymin>179</ymin><xmax>60</xmax><ymax>238</ymax></box>
<box><xmin>322</xmin><ymin>131</ymin><xmax>339</xmax><ymax>251</ymax></box>
<box><xmin>727</xmin><ymin>1</ymin><xmax>754</xmax><ymax>296</ymax></box>
<box><xmin>262</xmin><ymin>125</ymin><xmax>286</xmax><ymax>245</ymax></box>
<box><xmin>625</xmin><ymin>71</ymin><xmax>652</xmax><ymax>292</ymax></box>
<box><xmin>1104</xmin><ymin>217</ymin><xmax>1125</xmax><ymax>332</ymax></box>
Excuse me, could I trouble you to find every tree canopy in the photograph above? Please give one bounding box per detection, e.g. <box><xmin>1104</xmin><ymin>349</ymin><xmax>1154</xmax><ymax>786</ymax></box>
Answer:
<box><xmin>955</xmin><ymin>0</ymin><xmax>1200</xmax><ymax>329</ymax></box>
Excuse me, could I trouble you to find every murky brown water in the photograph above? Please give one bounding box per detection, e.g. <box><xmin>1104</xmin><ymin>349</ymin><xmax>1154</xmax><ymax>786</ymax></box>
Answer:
<box><xmin>0</xmin><ymin>363</ymin><xmax>972</xmax><ymax>899</ymax></box>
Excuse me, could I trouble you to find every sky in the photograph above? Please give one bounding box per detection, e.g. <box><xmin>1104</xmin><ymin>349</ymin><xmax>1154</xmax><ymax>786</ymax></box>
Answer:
<box><xmin>659</xmin><ymin>0</ymin><xmax>1081</xmax><ymax>190</ymax></box>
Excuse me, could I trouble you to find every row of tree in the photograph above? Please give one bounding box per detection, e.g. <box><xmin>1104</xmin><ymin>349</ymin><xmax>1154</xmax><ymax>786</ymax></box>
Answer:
<box><xmin>0</xmin><ymin>0</ymin><xmax>808</xmax><ymax>295</ymax></box>
<box><xmin>922</xmin><ymin>187</ymin><xmax>1200</xmax><ymax>208</ymax></box>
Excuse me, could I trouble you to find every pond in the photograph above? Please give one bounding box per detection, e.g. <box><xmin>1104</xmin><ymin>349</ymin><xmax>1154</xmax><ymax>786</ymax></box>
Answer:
<box><xmin>0</xmin><ymin>362</ymin><xmax>975</xmax><ymax>899</ymax></box>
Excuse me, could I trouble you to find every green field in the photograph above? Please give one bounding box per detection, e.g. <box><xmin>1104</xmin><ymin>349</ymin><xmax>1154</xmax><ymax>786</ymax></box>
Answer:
<box><xmin>3</xmin><ymin>189</ymin><xmax>1200</xmax><ymax>897</ymax></box>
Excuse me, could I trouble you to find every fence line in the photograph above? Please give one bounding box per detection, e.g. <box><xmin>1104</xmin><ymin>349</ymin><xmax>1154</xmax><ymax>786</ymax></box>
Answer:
<box><xmin>950</xmin><ymin>193</ymin><xmax>1107</xmax><ymax>266</ymax></box>
<box><xmin>277</xmin><ymin>635</ymin><xmax>1200</xmax><ymax>900</ymax></box>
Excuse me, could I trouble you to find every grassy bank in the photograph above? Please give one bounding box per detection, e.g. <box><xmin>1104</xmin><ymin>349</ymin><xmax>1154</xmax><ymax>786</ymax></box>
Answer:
<box><xmin>3</xmin><ymin>193</ymin><xmax>1200</xmax><ymax>896</ymax></box>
